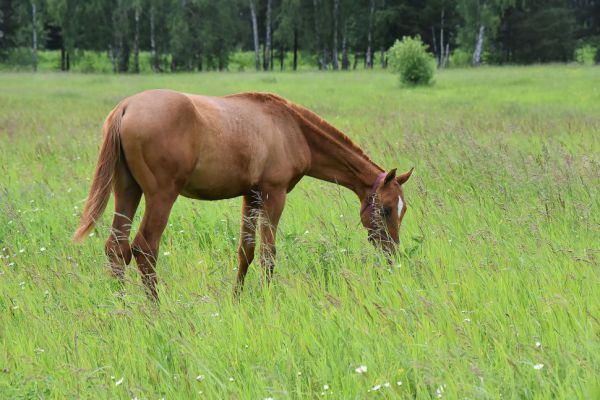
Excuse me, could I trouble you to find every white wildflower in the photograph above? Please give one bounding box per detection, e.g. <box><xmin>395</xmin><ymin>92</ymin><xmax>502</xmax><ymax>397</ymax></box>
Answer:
<box><xmin>354</xmin><ymin>365</ymin><xmax>367</xmax><ymax>374</ymax></box>
<box><xmin>163</xmin><ymin>251</ymin><xmax>170</xmax><ymax>256</ymax></box>
<box><xmin>533</xmin><ymin>364</ymin><xmax>544</xmax><ymax>370</ymax></box>
<box><xmin>435</xmin><ymin>385</ymin><xmax>446</xmax><ymax>398</ymax></box>
<box><xmin>383</xmin><ymin>382</ymin><xmax>390</xmax><ymax>388</ymax></box>
<box><xmin>397</xmin><ymin>381</ymin><xmax>403</xmax><ymax>386</ymax></box>
<box><xmin>196</xmin><ymin>375</ymin><xmax>205</xmax><ymax>381</ymax></box>
<box><xmin>229</xmin><ymin>377</ymin><xmax>234</xmax><ymax>382</ymax></box>
<box><xmin>40</xmin><ymin>247</ymin><xmax>46</xmax><ymax>252</ymax></box>
<box><xmin>535</xmin><ymin>341</ymin><xmax>541</xmax><ymax>349</ymax></box>
<box><xmin>372</xmin><ymin>384</ymin><xmax>381</xmax><ymax>391</ymax></box>
<box><xmin>115</xmin><ymin>377</ymin><xmax>124</xmax><ymax>386</ymax></box>
<box><xmin>323</xmin><ymin>384</ymin><xmax>329</xmax><ymax>390</ymax></box>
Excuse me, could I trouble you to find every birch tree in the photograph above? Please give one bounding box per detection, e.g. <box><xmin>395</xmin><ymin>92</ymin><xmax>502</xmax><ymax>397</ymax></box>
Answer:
<box><xmin>366</xmin><ymin>0</ymin><xmax>375</xmax><ymax>68</ymax></box>
<box><xmin>263</xmin><ymin>0</ymin><xmax>272</xmax><ymax>70</ymax></box>
<box><xmin>31</xmin><ymin>1</ymin><xmax>37</xmax><ymax>72</ymax></box>
<box><xmin>313</xmin><ymin>0</ymin><xmax>324</xmax><ymax>69</ymax></box>
<box><xmin>133</xmin><ymin>1</ymin><xmax>141</xmax><ymax>73</ymax></box>
<box><xmin>457</xmin><ymin>0</ymin><xmax>513</xmax><ymax>66</ymax></box>
<box><xmin>249</xmin><ymin>0</ymin><xmax>260</xmax><ymax>71</ymax></box>
<box><xmin>149</xmin><ymin>0</ymin><xmax>158</xmax><ymax>71</ymax></box>
<box><xmin>332</xmin><ymin>0</ymin><xmax>339</xmax><ymax>69</ymax></box>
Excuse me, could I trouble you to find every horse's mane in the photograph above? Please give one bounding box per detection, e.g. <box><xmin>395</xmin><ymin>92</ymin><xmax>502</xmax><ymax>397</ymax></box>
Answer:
<box><xmin>227</xmin><ymin>92</ymin><xmax>379</xmax><ymax>167</ymax></box>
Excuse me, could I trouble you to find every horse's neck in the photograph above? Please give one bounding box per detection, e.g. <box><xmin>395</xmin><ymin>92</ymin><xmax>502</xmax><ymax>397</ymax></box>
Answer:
<box><xmin>293</xmin><ymin>107</ymin><xmax>383</xmax><ymax>201</ymax></box>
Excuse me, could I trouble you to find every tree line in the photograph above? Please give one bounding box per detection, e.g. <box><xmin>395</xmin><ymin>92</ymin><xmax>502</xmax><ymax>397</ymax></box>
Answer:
<box><xmin>0</xmin><ymin>0</ymin><xmax>599</xmax><ymax>72</ymax></box>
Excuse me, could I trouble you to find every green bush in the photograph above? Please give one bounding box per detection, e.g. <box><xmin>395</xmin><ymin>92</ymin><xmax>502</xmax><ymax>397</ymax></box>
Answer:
<box><xmin>575</xmin><ymin>44</ymin><xmax>598</xmax><ymax>65</ymax></box>
<box><xmin>387</xmin><ymin>36</ymin><xmax>435</xmax><ymax>85</ymax></box>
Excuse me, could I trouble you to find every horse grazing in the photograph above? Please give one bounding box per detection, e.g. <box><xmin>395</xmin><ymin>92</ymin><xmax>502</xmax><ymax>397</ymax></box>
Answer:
<box><xmin>73</xmin><ymin>90</ymin><xmax>413</xmax><ymax>299</ymax></box>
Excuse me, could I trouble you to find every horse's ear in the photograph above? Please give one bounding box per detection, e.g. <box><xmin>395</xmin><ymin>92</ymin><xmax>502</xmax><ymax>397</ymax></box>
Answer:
<box><xmin>384</xmin><ymin>168</ymin><xmax>397</xmax><ymax>185</ymax></box>
<box><xmin>396</xmin><ymin>167</ymin><xmax>414</xmax><ymax>185</ymax></box>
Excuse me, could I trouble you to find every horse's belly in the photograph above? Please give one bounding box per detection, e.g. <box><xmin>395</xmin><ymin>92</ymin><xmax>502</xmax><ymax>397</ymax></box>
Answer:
<box><xmin>180</xmin><ymin>178</ymin><xmax>254</xmax><ymax>200</ymax></box>
<box><xmin>179</xmin><ymin>149</ymin><xmax>264</xmax><ymax>200</ymax></box>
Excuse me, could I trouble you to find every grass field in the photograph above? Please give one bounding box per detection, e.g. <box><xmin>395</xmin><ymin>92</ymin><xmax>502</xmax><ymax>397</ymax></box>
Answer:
<box><xmin>0</xmin><ymin>66</ymin><xmax>599</xmax><ymax>399</ymax></box>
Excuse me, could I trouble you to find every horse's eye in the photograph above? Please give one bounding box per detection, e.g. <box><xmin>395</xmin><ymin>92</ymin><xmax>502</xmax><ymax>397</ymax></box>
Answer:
<box><xmin>382</xmin><ymin>207</ymin><xmax>392</xmax><ymax>217</ymax></box>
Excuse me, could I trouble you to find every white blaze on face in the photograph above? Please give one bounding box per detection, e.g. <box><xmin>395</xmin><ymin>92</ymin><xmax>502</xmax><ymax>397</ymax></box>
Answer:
<box><xmin>397</xmin><ymin>196</ymin><xmax>404</xmax><ymax>217</ymax></box>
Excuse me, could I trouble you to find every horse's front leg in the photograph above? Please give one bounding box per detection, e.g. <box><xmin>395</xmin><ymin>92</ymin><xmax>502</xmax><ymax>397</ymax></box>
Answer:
<box><xmin>259</xmin><ymin>189</ymin><xmax>286</xmax><ymax>285</ymax></box>
<box><xmin>234</xmin><ymin>194</ymin><xmax>260</xmax><ymax>297</ymax></box>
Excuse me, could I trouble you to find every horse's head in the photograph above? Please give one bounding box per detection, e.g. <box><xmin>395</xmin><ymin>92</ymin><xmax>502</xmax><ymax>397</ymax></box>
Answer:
<box><xmin>360</xmin><ymin>168</ymin><xmax>413</xmax><ymax>256</ymax></box>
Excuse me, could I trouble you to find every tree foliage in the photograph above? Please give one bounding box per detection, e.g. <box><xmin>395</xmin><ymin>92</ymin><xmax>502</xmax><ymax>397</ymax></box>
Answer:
<box><xmin>0</xmin><ymin>0</ymin><xmax>598</xmax><ymax>71</ymax></box>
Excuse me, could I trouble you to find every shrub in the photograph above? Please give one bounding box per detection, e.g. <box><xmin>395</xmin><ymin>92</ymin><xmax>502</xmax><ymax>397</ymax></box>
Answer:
<box><xmin>575</xmin><ymin>44</ymin><xmax>597</xmax><ymax>65</ymax></box>
<box><xmin>387</xmin><ymin>36</ymin><xmax>435</xmax><ymax>85</ymax></box>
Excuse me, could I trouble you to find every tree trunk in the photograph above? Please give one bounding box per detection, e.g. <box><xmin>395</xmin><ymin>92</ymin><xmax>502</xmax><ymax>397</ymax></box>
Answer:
<box><xmin>439</xmin><ymin>9</ymin><xmax>445</xmax><ymax>69</ymax></box>
<box><xmin>109</xmin><ymin>46</ymin><xmax>117</xmax><ymax>73</ymax></box>
<box><xmin>279</xmin><ymin>44</ymin><xmax>284</xmax><ymax>71</ymax></box>
<box><xmin>0</xmin><ymin>8</ymin><xmax>4</xmax><ymax>57</ymax></box>
<box><xmin>472</xmin><ymin>25</ymin><xmax>485</xmax><ymax>66</ymax></box>
<box><xmin>66</xmin><ymin>50</ymin><xmax>70</xmax><ymax>71</ymax></box>
<box><xmin>31</xmin><ymin>1</ymin><xmax>37</xmax><ymax>72</ymax></box>
<box><xmin>264</xmin><ymin>0</ymin><xmax>272</xmax><ymax>71</ymax></box>
<box><xmin>444</xmin><ymin>43</ymin><xmax>450</xmax><ymax>68</ymax></box>
<box><xmin>249</xmin><ymin>0</ymin><xmax>260</xmax><ymax>71</ymax></box>
<box><xmin>332</xmin><ymin>0</ymin><xmax>339</xmax><ymax>70</ymax></box>
<box><xmin>341</xmin><ymin>26</ymin><xmax>349</xmax><ymax>70</ymax></box>
<box><xmin>431</xmin><ymin>25</ymin><xmax>438</xmax><ymax>67</ymax></box>
<box><xmin>313</xmin><ymin>0</ymin><xmax>323</xmax><ymax>69</ymax></box>
<box><xmin>366</xmin><ymin>0</ymin><xmax>375</xmax><ymax>68</ymax></box>
<box><xmin>150</xmin><ymin>4</ymin><xmax>160</xmax><ymax>72</ymax></box>
<box><xmin>60</xmin><ymin>46</ymin><xmax>66</xmax><ymax>71</ymax></box>
<box><xmin>379</xmin><ymin>0</ymin><xmax>386</xmax><ymax>68</ymax></box>
<box><xmin>133</xmin><ymin>6</ymin><xmax>140</xmax><ymax>73</ymax></box>
<box><xmin>293</xmin><ymin>27</ymin><xmax>298</xmax><ymax>71</ymax></box>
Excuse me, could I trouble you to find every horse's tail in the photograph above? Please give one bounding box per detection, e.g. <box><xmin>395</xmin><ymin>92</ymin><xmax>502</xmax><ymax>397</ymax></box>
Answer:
<box><xmin>73</xmin><ymin>105</ymin><xmax>125</xmax><ymax>242</ymax></box>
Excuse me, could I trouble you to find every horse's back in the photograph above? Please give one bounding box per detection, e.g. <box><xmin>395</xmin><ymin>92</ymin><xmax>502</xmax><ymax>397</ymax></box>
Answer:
<box><xmin>117</xmin><ymin>90</ymin><xmax>311</xmax><ymax>200</ymax></box>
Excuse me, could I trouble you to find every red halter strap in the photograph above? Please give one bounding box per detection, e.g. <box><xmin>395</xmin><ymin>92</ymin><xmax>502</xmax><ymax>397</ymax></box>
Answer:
<box><xmin>360</xmin><ymin>171</ymin><xmax>387</xmax><ymax>216</ymax></box>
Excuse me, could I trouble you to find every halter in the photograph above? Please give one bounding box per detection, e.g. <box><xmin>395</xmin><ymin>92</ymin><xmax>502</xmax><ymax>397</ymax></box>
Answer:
<box><xmin>359</xmin><ymin>171</ymin><xmax>388</xmax><ymax>217</ymax></box>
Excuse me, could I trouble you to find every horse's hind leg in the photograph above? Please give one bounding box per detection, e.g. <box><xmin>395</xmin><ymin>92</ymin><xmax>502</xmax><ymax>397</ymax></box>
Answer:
<box><xmin>105</xmin><ymin>162</ymin><xmax>142</xmax><ymax>282</ymax></box>
<box><xmin>132</xmin><ymin>192</ymin><xmax>178</xmax><ymax>300</ymax></box>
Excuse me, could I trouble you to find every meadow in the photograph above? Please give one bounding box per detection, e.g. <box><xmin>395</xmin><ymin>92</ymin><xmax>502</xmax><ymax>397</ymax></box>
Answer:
<box><xmin>0</xmin><ymin>66</ymin><xmax>599</xmax><ymax>399</ymax></box>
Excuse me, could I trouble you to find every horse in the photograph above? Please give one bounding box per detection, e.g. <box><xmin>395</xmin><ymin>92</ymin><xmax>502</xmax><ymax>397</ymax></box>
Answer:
<box><xmin>73</xmin><ymin>90</ymin><xmax>413</xmax><ymax>299</ymax></box>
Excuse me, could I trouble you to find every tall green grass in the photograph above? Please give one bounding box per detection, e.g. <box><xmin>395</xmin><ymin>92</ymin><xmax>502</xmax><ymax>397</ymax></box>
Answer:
<box><xmin>0</xmin><ymin>66</ymin><xmax>599</xmax><ymax>399</ymax></box>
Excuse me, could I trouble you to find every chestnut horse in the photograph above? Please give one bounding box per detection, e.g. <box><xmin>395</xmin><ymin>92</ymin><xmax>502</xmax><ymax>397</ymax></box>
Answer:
<box><xmin>74</xmin><ymin>90</ymin><xmax>412</xmax><ymax>299</ymax></box>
